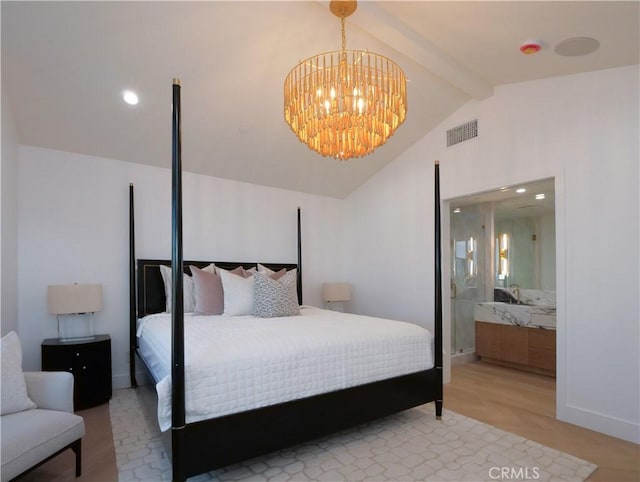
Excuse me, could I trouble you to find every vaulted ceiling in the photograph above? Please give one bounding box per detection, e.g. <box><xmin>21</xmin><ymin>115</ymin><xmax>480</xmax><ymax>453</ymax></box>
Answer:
<box><xmin>3</xmin><ymin>1</ymin><xmax>638</xmax><ymax>198</ymax></box>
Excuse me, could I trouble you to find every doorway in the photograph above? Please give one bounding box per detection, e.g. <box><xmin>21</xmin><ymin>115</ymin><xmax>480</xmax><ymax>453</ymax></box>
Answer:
<box><xmin>448</xmin><ymin>178</ymin><xmax>556</xmax><ymax>365</ymax></box>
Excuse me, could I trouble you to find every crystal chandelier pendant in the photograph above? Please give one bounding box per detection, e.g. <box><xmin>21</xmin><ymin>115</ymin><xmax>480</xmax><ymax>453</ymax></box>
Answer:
<box><xmin>283</xmin><ymin>0</ymin><xmax>407</xmax><ymax>160</ymax></box>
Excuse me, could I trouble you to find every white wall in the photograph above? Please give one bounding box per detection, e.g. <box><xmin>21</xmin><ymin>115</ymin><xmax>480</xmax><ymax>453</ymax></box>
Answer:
<box><xmin>344</xmin><ymin>141</ymin><xmax>435</xmax><ymax>326</ymax></box>
<box><xmin>1</xmin><ymin>82</ymin><xmax>20</xmax><ymax>335</ymax></box>
<box><xmin>18</xmin><ymin>146</ymin><xmax>345</xmax><ymax>388</ymax></box>
<box><xmin>13</xmin><ymin>65</ymin><xmax>639</xmax><ymax>443</ymax></box>
<box><xmin>539</xmin><ymin>212</ymin><xmax>556</xmax><ymax>290</ymax></box>
<box><xmin>344</xmin><ymin>65</ymin><xmax>639</xmax><ymax>443</ymax></box>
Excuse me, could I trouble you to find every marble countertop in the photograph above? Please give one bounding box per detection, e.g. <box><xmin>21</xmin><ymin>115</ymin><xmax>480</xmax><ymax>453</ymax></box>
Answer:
<box><xmin>475</xmin><ymin>302</ymin><xmax>556</xmax><ymax>330</ymax></box>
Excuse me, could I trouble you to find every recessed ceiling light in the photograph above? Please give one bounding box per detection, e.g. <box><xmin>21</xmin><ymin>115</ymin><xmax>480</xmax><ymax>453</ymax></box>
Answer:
<box><xmin>123</xmin><ymin>90</ymin><xmax>139</xmax><ymax>105</ymax></box>
<box><xmin>535</xmin><ymin>193</ymin><xmax>545</xmax><ymax>200</ymax></box>
<box><xmin>516</xmin><ymin>188</ymin><xmax>526</xmax><ymax>194</ymax></box>
<box><xmin>454</xmin><ymin>208</ymin><xmax>461</xmax><ymax>213</ymax></box>
<box><xmin>554</xmin><ymin>37</ymin><xmax>600</xmax><ymax>57</ymax></box>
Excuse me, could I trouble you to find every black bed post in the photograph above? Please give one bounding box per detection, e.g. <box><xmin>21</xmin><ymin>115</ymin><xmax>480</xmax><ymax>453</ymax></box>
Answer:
<box><xmin>129</xmin><ymin>183</ymin><xmax>138</xmax><ymax>388</ymax></box>
<box><xmin>171</xmin><ymin>78</ymin><xmax>187</xmax><ymax>482</ymax></box>
<box><xmin>434</xmin><ymin>161</ymin><xmax>443</xmax><ymax>419</ymax></box>
<box><xmin>297</xmin><ymin>207</ymin><xmax>303</xmax><ymax>305</ymax></box>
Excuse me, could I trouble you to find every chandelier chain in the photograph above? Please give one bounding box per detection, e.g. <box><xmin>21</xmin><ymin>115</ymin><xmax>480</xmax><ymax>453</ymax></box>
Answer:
<box><xmin>341</xmin><ymin>14</ymin><xmax>346</xmax><ymax>51</ymax></box>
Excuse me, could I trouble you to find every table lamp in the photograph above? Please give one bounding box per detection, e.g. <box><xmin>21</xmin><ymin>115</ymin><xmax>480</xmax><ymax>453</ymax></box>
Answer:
<box><xmin>322</xmin><ymin>282</ymin><xmax>351</xmax><ymax>312</ymax></box>
<box><xmin>48</xmin><ymin>283</ymin><xmax>102</xmax><ymax>341</ymax></box>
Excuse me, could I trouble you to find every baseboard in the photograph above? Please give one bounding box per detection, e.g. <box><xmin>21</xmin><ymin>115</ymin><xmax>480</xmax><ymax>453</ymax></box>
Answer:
<box><xmin>451</xmin><ymin>352</ymin><xmax>479</xmax><ymax>366</ymax></box>
<box><xmin>558</xmin><ymin>403</ymin><xmax>640</xmax><ymax>444</ymax></box>
<box><xmin>112</xmin><ymin>371</ymin><xmax>150</xmax><ymax>390</ymax></box>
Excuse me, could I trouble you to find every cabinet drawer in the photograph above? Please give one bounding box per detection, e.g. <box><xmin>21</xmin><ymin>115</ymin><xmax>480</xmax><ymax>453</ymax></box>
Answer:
<box><xmin>529</xmin><ymin>328</ymin><xmax>555</xmax><ymax>350</ymax></box>
<box><xmin>44</xmin><ymin>345</ymin><xmax>100</xmax><ymax>372</ymax></box>
<box><xmin>475</xmin><ymin>322</ymin><xmax>555</xmax><ymax>376</ymax></box>
<box><xmin>41</xmin><ymin>335</ymin><xmax>112</xmax><ymax>410</ymax></box>
<box><xmin>501</xmin><ymin>324</ymin><xmax>529</xmax><ymax>365</ymax></box>
<box><xmin>476</xmin><ymin>322</ymin><xmax>501</xmax><ymax>359</ymax></box>
<box><xmin>529</xmin><ymin>347</ymin><xmax>556</xmax><ymax>371</ymax></box>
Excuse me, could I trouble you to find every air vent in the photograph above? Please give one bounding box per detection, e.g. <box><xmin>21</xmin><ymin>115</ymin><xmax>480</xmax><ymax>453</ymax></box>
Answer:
<box><xmin>447</xmin><ymin>119</ymin><xmax>478</xmax><ymax>147</ymax></box>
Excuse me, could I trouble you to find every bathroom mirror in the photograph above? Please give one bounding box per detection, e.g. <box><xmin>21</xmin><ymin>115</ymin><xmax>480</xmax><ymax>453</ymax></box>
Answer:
<box><xmin>494</xmin><ymin>179</ymin><xmax>555</xmax><ymax>290</ymax></box>
<box><xmin>450</xmin><ymin>178</ymin><xmax>556</xmax><ymax>293</ymax></box>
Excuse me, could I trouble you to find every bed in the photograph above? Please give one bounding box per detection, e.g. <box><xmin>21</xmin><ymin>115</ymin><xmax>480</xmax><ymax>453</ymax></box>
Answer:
<box><xmin>137</xmin><ymin>303</ymin><xmax>434</xmax><ymax>432</ymax></box>
<box><xmin>128</xmin><ymin>80</ymin><xmax>444</xmax><ymax>481</ymax></box>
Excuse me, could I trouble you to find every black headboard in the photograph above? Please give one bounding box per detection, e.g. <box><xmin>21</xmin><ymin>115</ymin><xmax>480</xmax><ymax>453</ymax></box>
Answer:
<box><xmin>136</xmin><ymin>259</ymin><xmax>300</xmax><ymax>318</ymax></box>
<box><xmin>129</xmin><ymin>179</ymin><xmax>303</xmax><ymax>389</ymax></box>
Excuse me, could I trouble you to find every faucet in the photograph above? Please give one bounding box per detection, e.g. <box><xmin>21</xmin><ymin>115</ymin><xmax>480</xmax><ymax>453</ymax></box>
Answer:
<box><xmin>509</xmin><ymin>284</ymin><xmax>520</xmax><ymax>304</ymax></box>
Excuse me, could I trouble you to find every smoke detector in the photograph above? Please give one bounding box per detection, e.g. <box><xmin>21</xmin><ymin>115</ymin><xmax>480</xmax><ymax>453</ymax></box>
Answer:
<box><xmin>520</xmin><ymin>40</ymin><xmax>542</xmax><ymax>55</ymax></box>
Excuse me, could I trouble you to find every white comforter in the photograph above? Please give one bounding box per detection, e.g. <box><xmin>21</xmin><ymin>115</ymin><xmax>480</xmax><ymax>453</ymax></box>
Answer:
<box><xmin>137</xmin><ymin>306</ymin><xmax>433</xmax><ymax>431</ymax></box>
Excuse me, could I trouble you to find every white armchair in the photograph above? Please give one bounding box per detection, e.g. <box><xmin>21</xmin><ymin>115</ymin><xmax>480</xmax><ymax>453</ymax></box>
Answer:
<box><xmin>1</xmin><ymin>371</ymin><xmax>85</xmax><ymax>481</ymax></box>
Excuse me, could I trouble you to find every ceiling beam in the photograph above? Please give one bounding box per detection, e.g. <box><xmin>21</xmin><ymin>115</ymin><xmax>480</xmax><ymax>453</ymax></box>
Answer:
<box><xmin>339</xmin><ymin>1</ymin><xmax>494</xmax><ymax>100</ymax></box>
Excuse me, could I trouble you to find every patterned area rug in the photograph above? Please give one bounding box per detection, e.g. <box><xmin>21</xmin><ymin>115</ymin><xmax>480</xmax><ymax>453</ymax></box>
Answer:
<box><xmin>110</xmin><ymin>385</ymin><xmax>596</xmax><ymax>481</ymax></box>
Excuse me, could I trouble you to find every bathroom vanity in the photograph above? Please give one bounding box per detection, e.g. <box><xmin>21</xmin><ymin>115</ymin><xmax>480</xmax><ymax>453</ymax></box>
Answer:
<box><xmin>474</xmin><ymin>302</ymin><xmax>556</xmax><ymax>376</ymax></box>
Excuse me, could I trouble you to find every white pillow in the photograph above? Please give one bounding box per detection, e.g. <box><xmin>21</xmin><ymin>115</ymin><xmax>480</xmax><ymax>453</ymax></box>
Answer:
<box><xmin>219</xmin><ymin>268</ymin><xmax>255</xmax><ymax>316</ymax></box>
<box><xmin>159</xmin><ymin>265</ymin><xmax>196</xmax><ymax>313</ymax></box>
<box><xmin>257</xmin><ymin>263</ymin><xmax>275</xmax><ymax>275</ymax></box>
<box><xmin>1</xmin><ymin>331</ymin><xmax>36</xmax><ymax>415</ymax></box>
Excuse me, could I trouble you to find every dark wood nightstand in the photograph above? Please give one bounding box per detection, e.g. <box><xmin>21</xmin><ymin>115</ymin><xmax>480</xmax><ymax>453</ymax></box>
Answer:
<box><xmin>41</xmin><ymin>334</ymin><xmax>112</xmax><ymax>410</ymax></box>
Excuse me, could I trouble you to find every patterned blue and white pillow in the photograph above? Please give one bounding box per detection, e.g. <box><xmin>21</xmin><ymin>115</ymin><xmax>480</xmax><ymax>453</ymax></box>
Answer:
<box><xmin>254</xmin><ymin>270</ymin><xmax>300</xmax><ymax>318</ymax></box>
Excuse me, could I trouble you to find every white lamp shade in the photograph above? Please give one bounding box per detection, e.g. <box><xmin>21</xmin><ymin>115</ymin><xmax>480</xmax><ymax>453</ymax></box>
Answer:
<box><xmin>47</xmin><ymin>284</ymin><xmax>103</xmax><ymax>315</ymax></box>
<box><xmin>322</xmin><ymin>283</ymin><xmax>351</xmax><ymax>302</ymax></box>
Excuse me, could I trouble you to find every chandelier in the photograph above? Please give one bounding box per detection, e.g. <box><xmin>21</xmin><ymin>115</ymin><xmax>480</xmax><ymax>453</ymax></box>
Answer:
<box><xmin>284</xmin><ymin>0</ymin><xmax>407</xmax><ymax>160</ymax></box>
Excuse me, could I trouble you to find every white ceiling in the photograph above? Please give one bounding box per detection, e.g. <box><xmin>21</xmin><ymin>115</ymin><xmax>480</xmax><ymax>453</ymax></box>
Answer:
<box><xmin>450</xmin><ymin>178</ymin><xmax>555</xmax><ymax>219</ymax></box>
<box><xmin>2</xmin><ymin>1</ymin><xmax>638</xmax><ymax>198</ymax></box>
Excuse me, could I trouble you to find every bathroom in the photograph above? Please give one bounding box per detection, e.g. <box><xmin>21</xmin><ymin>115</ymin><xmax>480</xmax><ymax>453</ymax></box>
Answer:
<box><xmin>449</xmin><ymin>178</ymin><xmax>556</xmax><ymax>374</ymax></box>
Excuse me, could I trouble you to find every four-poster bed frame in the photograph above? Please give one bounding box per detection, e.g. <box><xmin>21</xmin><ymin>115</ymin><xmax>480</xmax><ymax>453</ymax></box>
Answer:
<box><xmin>129</xmin><ymin>80</ymin><xmax>444</xmax><ymax>481</ymax></box>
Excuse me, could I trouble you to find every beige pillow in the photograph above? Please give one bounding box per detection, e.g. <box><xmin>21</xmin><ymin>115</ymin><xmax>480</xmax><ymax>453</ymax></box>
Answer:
<box><xmin>257</xmin><ymin>264</ymin><xmax>287</xmax><ymax>280</ymax></box>
<box><xmin>190</xmin><ymin>265</ymin><xmax>224</xmax><ymax>315</ymax></box>
<box><xmin>1</xmin><ymin>331</ymin><xmax>36</xmax><ymax>415</ymax></box>
<box><xmin>257</xmin><ymin>263</ymin><xmax>275</xmax><ymax>275</ymax></box>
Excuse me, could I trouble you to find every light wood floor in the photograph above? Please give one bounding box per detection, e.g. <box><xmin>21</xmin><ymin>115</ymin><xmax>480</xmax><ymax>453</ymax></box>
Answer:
<box><xmin>445</xmin><ymin>362</ymin><xmax>639</xmax><ymax>482</ymax></box>
<box><xmin>20</xmin><ymin>361</ymin><xmax>639</xmax><ymax>481</ymax></box>
<box><xmin>18</xmin><ymin>402</ymin><xmax>117</xmax><ymax>482</ymax></box>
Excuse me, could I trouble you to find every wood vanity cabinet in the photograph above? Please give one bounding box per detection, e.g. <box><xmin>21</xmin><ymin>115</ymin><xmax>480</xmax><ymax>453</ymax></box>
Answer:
<box><xmin>475</xmin><ymin>321</ymin><xmax>556</xmax><ymax>376</ymax></box>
